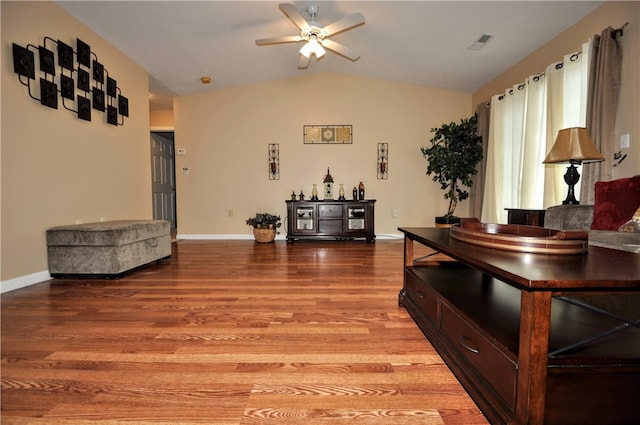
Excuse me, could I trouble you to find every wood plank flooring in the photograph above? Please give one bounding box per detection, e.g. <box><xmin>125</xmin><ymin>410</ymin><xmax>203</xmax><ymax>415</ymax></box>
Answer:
<box><xmin>1</xmin><ymin>240</ymin><xmax>489</xmax><ymax>425</ymax></box>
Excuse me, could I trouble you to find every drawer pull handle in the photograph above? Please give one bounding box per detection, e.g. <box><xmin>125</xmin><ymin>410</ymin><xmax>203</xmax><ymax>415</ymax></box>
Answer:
<box><xmin>413</xmin><ymin>290</ymin><xmax>425</xmax><ymax>299</ymax></box>
<box><xmin>459</xmin><ymin>336</ymin><xmax>480</xmax><ymax>354</ymax></box>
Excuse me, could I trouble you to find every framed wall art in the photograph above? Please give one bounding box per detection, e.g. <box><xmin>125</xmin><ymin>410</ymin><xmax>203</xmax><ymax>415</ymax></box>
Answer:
<box><xmin>304</xmin><ymin>125</ymin><xmax>352</xmax><ymax>144</ymax></box>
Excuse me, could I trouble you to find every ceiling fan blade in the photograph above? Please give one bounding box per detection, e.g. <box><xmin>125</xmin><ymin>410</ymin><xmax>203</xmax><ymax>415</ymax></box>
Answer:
<box><xmin>320</xmin><ymin>39</ymin><xmax>360</xmax><ymax>61</ymax></box>
<box><xmin>279</xmin><ymin>3</ymin><xmax>309</xmax><ymax>30</ymax></box>
<box><xmin>255</xmin><ymin>35</ymin><xmax>303</xmax><ymax>46</ymax></box>
<box><xmin>322</xmin><ymin>13</ymin><xmax>365</xmax><ymax>36</ymax></box>
<box><xmin>298</xmin><ymin>54</ymin><xmax>311</xmax><ymax>69</ymax></box>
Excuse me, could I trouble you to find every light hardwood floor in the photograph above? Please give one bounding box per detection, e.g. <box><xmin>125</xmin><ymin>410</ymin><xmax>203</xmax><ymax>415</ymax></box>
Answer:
<box><xmin>1</xmin><ymin>240</ymin><xmax>489</xmax><ymax>425</ymax></box>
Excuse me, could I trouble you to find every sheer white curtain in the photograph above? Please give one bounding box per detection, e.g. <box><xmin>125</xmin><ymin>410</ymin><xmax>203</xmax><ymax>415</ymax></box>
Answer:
<box><xmin>481</xmin><ymin>41</ymin><xmax>591</xmax><ymax>223</ymax></box>
<box><xmin>544</xmin><ymin>46</ymin><xmax>591</xmax><ymax>206</ymax></box>
<box><xmin>520</xmin><ymin>75</ymin><xmax>547</xmax><ymax>208</ymax></box>
<box><xmin>482</xmin><ymin>76</ymin><xmax>547</xmax><ymax>223</ymax></box>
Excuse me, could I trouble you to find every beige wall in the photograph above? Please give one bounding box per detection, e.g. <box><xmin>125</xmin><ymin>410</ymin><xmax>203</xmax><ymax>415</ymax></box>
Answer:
<box><xmin>1</xmin><ymin>1</ymin><xmax>151</xmax><ymax>287</ymax></box>
<box><xmin>150</xmin><ymin>109</ymin><xmax>175</xmax><ymax>129</ymax></box>
<box><xmin>174</xmin><ymin>73</ymin><xmax>471</xmax><ymax>237</ymax></box>
<box><xmin>473</xmin><ymin>1</ymin><xmax>639</xmax><ymax>179</ymax></box>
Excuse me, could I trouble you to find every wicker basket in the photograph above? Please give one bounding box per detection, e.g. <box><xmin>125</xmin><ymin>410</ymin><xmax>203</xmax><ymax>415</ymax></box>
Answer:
<box><xmin>252</xmin><ymin>227</ymin><xmax>276</xmax><ymax>243</ymax></box>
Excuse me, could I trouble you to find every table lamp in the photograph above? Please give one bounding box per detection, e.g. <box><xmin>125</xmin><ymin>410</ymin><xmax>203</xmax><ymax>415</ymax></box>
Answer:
<box><xmin>543</xmin><ymin>127</ymin><xmax>604</xmax><ymax>205</ymax></box>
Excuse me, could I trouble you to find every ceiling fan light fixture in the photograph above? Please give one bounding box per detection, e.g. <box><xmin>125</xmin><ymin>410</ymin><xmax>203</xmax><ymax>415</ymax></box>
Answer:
<box><xmin>300</xmin><ymin>36</ymin><xmax>325</xmax><ymax>59</ymax></box>
<box><xmin>257</xmin><ymin>3</ymin><xmax>364</xmax><ymax>67</ymax></box>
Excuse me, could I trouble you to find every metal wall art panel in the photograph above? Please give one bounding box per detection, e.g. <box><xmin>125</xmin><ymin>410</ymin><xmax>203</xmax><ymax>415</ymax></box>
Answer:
<box><xmin>268</xmin><ymin>143</ymin><xmax>280</xmax><ymax>180</ymax></box>
<box><xmin>12</xmin><ymin>36</ymin><xmax>129</xmax><ymax>126</ymax></box>
<box><xmin>377</xmin><ymin>142</ymin><xmax>388</xmax><ymax>179</ymax></box>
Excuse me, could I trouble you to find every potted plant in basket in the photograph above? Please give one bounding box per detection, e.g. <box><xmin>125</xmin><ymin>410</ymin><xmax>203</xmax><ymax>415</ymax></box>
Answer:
<box><xmin>421</xmin><ymin>114</ymin><xmax>483</xmax><ymax>227</ymax></box>
<box><xmin>246</xmin><ymin>212</ymin><xmax>282</xmax><ymax>243</ymax></box>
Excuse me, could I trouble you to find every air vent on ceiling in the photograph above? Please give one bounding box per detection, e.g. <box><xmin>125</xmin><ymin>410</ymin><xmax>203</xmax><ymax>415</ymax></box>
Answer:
<box><xmin>468</xmin><ymin>33</ymin><xmax>493</xmax><ymax>50</ymax></box>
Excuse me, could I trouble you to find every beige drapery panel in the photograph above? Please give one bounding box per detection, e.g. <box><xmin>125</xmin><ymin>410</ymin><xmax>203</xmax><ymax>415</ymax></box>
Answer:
<box><xmin>580</xmin><ymin>26</ymin><xmax>624</xmax><ymax>204</ymax></box>
<box><xmin>469</xmin><ymin>102</ymin><xmax>490</xmax><ymax>219</ymax></box>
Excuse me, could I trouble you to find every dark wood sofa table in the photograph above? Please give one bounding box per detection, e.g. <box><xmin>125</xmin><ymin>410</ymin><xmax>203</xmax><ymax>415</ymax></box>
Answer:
<box><xmin>398</xmin><ymin>227</ymin><xmax>640</xmax><ymax>425</ymax></box>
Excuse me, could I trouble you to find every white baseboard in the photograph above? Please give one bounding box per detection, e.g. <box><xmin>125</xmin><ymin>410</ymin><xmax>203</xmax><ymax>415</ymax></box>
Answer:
<box><xmin>1</xmin><ymin>270</ymin><xmax>51</xmax><ymax>294</ymax></box>
<box><xmin>375</xmin><ymin>233</ymin><xmax>404</xmax><ymax>240</ymax></box>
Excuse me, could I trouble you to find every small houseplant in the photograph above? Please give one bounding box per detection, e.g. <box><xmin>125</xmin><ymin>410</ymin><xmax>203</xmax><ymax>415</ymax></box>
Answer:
<box><xmin>246</xmin><ymin>212</ymin><xmax>282</xmax><ymax>243</ymax></box>
<box><xmin>421</xmin><ymin>115</ymin><xmax>483</xmax><ymax>226</ymax></box>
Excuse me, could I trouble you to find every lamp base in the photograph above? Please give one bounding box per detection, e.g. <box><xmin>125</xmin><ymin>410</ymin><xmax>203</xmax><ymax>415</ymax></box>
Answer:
<box><xmin>562</xmin><ymin>161</ymin><xmax>581</xmax><ymax>205</ymax></box>
<box><xmin>562</xmin><ymin>193</ymin><xmax>579</xmax><ymax>205</ymax></box>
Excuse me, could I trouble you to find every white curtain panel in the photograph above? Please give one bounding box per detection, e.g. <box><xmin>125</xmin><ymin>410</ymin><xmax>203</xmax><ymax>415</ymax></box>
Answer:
<box><xmin>544</xmin><ymin>42</ymin><xmax>591</xmax><ymax>207</ymax></box>
<box><xmin>543</xmin><ymin>60</ymin><xmax>569</xmax><ymax>208</ymax></box>
<box><xmin>520</xmin><ymin>75</ymin><xmax>547</xmax><ymax>209</ymax></box>
<box><xmin>482</xmin><ymin>41</ymin><xmax>591</xmax><ymax>223</ymax></box>
<box><xmin>481</xmin><ymin>94</ymin><xmax>505</xmax><ymax>223</ymax></box>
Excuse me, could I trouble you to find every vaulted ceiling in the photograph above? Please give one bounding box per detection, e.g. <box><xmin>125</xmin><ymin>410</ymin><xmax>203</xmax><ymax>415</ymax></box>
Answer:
<box><xmin>56</xmin><ymin>1</ymin><xmax>604</xmax><ymax>110</ymax></box>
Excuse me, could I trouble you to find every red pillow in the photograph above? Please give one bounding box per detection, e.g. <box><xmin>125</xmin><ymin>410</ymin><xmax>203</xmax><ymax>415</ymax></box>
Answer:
<box><xmin>591</xmin><ymin>176</ymin><xmax>640</xmax><ymax>230</ymax></box>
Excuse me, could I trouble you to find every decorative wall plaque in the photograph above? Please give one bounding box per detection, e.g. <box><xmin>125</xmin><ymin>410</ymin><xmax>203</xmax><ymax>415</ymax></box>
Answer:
<box><xmin>377</xmin><ymin>142</ymin><xmax>388</xmax><ymax>179</ymax></box>
<box><xmin>268</xmin><ymin>143</ymin><xmax>280</xmax><ymax>180</ymax></box>
<box><xmin>304</xmin><ymin>125</ymin><xmax>352</xmax><ymax>144</ymax></box>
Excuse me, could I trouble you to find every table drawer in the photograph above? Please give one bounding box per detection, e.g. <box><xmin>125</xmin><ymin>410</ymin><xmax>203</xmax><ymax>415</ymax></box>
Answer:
<box><xmin>441</xmin><ymin>302</ymin><xmax>517</xmax><ymax>409</ymax></box>
<box><xmin>318</xmin><ymin>204</ymin><xmax>343</xmax><ymax>218</ymax></box>
<box><xmin>405</xmin><ymin>270</ymin><xmax>439</xmax><ymax>324</ymax></box>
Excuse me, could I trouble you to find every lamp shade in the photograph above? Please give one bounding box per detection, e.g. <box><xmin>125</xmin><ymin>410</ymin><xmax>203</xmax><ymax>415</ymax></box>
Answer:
<box><xmin>543</xmin><ymin>127</ymin><xmax>605</xmax><ymax>164</ymax></box>
<box><xmin>299</xmin><ymin>36</ymin><xmax>325</xmax><ymax>59</ymax></box>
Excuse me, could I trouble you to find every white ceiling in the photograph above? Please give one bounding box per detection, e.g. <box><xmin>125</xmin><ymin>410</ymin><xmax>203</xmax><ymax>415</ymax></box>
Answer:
<box><xmin>55</xmin><ymin>1</ymin><xmax>604</xmax><ymax>110</ymax></box>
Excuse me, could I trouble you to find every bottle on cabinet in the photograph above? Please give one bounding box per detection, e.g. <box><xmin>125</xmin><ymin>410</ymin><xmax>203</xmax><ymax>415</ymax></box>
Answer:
<box><xmin>358</xmin><ymin>181</ymin><xmax>365</xmax><ymax>200</ymax></box>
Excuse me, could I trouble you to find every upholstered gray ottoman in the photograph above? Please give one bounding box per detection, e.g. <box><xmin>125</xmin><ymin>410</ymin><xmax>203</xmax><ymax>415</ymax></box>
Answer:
<box><xmin>46</xmin><ymin>220</ymin><xmax>171</xmax><ymax>277</ymax></box>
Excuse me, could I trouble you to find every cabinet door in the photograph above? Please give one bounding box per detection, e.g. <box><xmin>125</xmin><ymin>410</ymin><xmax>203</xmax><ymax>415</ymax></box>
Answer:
<box><xmin>346</xmin><ymin>204</ymin><xmax>367</xmax><ymax>233</ymax></box>
<box><xmin>294</xmin><ymin>205</ymin><xmax>315</xmax><ymax>232</ymax></box>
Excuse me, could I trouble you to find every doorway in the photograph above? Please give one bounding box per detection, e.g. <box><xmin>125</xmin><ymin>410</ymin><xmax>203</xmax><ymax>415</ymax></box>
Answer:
<box><xmin>150</xmin><ymin>131</ymin><xmax>177</xmax><ymax>231</ymax></box>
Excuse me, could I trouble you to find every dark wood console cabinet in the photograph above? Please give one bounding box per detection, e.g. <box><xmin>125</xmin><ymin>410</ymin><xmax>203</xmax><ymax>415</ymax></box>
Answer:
<box><xmin>286</xmin><ymin>200</ymin><xmax>375</xmax><ymax>242</ymax></box>
<box><xmin>398</xmin><ymin>227</ymin><xmax>640</xmax><ymax>425</ymax></box>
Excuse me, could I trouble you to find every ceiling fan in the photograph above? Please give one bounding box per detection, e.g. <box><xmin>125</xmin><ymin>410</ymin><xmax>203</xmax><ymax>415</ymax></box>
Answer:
<box><xmin>255</xmin><ymin>3</ymin><xmax>365</xmax><ymax>69</ymax></box>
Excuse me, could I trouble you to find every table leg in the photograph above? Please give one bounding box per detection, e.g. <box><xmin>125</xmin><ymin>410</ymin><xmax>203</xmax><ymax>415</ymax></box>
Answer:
<box><xmin>513</xmin><ymin>291</ymin><xmax>552</xmax><ymax>425</ymax></box>
<box><xmin>404</xmin><ymin>235</ymin><xmax>414</xmax><ymax>267</ymax></box>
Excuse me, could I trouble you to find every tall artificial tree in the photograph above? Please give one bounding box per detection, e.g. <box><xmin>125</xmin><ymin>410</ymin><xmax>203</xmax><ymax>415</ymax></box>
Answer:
<box><xmin>421</xmin><ymin>115</ymin><xmax>483</xmax><ymax>219</ymax></box>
